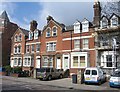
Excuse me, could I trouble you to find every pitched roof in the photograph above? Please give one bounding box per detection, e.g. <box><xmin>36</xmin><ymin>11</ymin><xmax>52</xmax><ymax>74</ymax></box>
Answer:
<box><xmin>0</xmin><ymin>11</ymin><xmax>9</xmax><ymax>21</ymax></box>
<box><xmin>42</xmin><ymin>17</ymin><xmax>65</xmax><ymax>31</ymax></box>
<box><xmin>19</xmin><ymin>27</ymin><xmax>29</xmax><ymax>37</ymax></box>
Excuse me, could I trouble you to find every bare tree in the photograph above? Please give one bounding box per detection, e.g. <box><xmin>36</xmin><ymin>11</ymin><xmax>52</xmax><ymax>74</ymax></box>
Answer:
<box><xmin>101</xmin><ymin>0</ymin><xmax>120</xmax><ymax>17</ymax></box>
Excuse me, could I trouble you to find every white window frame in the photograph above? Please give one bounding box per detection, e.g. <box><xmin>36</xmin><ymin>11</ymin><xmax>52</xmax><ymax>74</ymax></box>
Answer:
<box><xmin>100</xmin><ymin>17</ymin><xmax>108</xmax><ymax>29</ymax></box>
<box><xmin>29</xmin><ymin>32</ymin><xmax>33</xmax><ymax>40</ymax></box>
<box><xmin>52</xmin><ymin>27</ymin><xmax>57</xmax><ymax>36</ymax></box>
<box><xmin>23</xmin><ymin>56</ymin><xmax>32</xmax><ymax>67</ymax></box>
<box><xmin>46</xmin><ymin>42</ymin><xmax>56</xmax><ymax>52</ymax></box>
<box><xmin>46</xmin><ymin>28</ymin><xmax>51</xmax><ymax>37</ymax></box>
<box><xmin>43</xmin><ymin>56</ymin><xmax>53</xmax><ymax>67</ymax></box>
<box><xmin>14</xmin><ymin>34</ymin><xmax>18</xmax><ymax>42</ymax></box>
<box><xmin>83</xmin><ymin>39</ymin><xmax>89</xmax><ymax>49</ymax></box>
<box><xmin>36</xmin><ymin>44</ymin><xmax>40</xmax><ymax>52</ymax></box>
<box><xmin>110</xmin><ymin>15</ymin><xmax>118</xmax><ymax>27</ymax></box>
<box><xmin>26</xmin><ymin>45</ymin><xmax>30</xmax><ymax>53</ymax></box>
<box><xmin>31</xmin><ymin>44</ymin><xmax>34</xmax><ymax>53</ymax></box>
<box><xmin>74</xmin><ymin>39</ymin><xmax>80</xmax><ymax>50</ymax></box>
<box><xmin>13</xmin><ymin>57</ymin><xmax>22</xmax><ymax>67</ymax></box>
<box><xmin>14</xmin><ymin>46</ymin><xmax>17</xmax><ymax>54</ymax></box>
<box><xmin>43</xmin><ymin>56</ymin><xmax>48</xmax><ymax>67</ymax></box>
<box><xmin>34</xmin><ymin>30</ymin><xmax>39</xmax><ymax>39</ymax></box>
<box><xmin>17</xmin><ymin>45</ymin><xmax>21</xmax><ymax>54</ymax></box>
<box><xmin>101</xmin><ymin>51</ymin><xmax>118</xmax><ymax>68</ymax></box>
<box><xmin>74</xmin><ymin>21</ymin><xmax>80</xmax><ymax>33</ymax></box>
<box><xmin>82</xmin><ymin>20</ymin><xmax>89</xmax><ymax>32</ymax></box>
<box><xmin>14</xmin><ymin>58</ymin><xmax>18</xmax><ymax>66</ymax></box>
<box><xmin>18</xmin><ymin>33</ymin><xmax>22</xmax><ymax>41</ymax></box>
<box><xmin>71</xmin><ymin>52</ymin><xmax>88</xmax><ymax>68</ymax></box>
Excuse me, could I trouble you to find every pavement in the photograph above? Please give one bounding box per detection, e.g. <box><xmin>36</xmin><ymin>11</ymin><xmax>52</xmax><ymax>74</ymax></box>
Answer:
<box><xmin>1</xmin><ymin>76</ymin><xmax>120</xmax><ymax>91</ymax></box>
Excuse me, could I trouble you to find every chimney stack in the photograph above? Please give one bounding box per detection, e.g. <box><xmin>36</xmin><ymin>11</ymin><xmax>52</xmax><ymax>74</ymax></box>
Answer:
<box><xmin>30</xmin><ymin>20</ymin><xmax>38</xmax><ymax>32</ymax></box>
<box><xmin>47</xmin><ymin>16</ymin><xmax>53</xmax><ymax>23</ymax></box>
<box><xmin>93</xmin><ymin>0</ymin><xmax>101</xmax><ymax>27</ymax></box>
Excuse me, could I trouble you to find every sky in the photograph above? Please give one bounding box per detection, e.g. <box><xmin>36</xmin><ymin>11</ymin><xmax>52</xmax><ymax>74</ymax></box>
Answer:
<box><xmin>0</xmin><ymin>0</ymin><xmax>119</xmax><ymax>30</ymax></box>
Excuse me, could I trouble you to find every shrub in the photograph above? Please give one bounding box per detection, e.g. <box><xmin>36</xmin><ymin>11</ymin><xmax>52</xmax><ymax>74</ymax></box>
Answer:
<box><xmin>3</xmin><ymin>65</ymin><xmax>12</xmax><ymax>72</ymax></box>
<box><xmin>12</xmin><ymin>67</ymin><xmax>22</xmax><ymax>74</ymax></box>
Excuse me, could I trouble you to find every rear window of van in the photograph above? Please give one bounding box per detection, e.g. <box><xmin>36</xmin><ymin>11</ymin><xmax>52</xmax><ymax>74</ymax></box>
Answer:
<box><xmin>92</xmin><ymin>70</ymin><xmax>97</xmax><ymax>75</ymax></box>
<box><xmin>85</xmin><ymin>70</ymin><xmax>90</xmax><ymax>75</ymax></box>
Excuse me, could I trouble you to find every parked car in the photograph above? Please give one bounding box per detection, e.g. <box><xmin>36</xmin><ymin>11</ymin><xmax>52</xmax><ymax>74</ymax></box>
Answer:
<box><xmin>36</xmin><ymin>68</ymin><xmax>64</xmax><ymax>80</ymax></box>
<box><xmin>109</xmin><ymin>69</ymin><xmax>120</xmax><ymax>88</ymax></box>
<box><xmin>84</xmin><ymin>67</ymin><xmax>106</xmax><ymax>84</ymax></box>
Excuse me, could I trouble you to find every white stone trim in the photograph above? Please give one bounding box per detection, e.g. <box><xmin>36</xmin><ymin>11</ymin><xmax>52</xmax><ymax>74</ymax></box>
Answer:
<box><xmin>62</xmin><ymin>35</ymin><xmax>92</xmax><ymax>41</ymax></box>
<box><xmin>26</xmin><ymin>42</ymin><xmax>41</xmax><ymax>45</ymax></box>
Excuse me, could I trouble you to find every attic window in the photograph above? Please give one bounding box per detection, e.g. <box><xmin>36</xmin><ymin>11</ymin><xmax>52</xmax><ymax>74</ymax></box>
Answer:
<box><xmin>34</xmin><ymin>30</ymin><xmax>39</xmax><ymax>39</ymax></box>
<box><xmin>101</xmin><ymin>17</ymin><xmax>108</xmax><ymax>28</ymax></box>
<box><xmin>29</xmin><ymin>32</ymin><xmax>33</xmax><ymax>40</ymax></box>
<box><xmin>74</xmin><ymin>21</ymin><xmax>80</xmax><ymax>33</ymax></box>
<box><xmin>82</xmin><ymin>20</ymin><xmax>89</xmax><ymax>32</ymax></box>
<box><xmin>52</xmin><ymin>27</ymin><xmax>57</xmax><ymax>36</ymax></box>
<box><xmin>15</xmin><ymin>35</ymin><xmax>18</xmax><ymax>42</ymax></box>
<box><xmin>46</xmin><ymin>28</ymin><xmax>51</xmax><ymax>37</ymax></box>
<box><xmin>111</xmin><ymin>16</ymin><xmax>118</xmax><ymax>27</ymax></box>
<box><xmin>19</xmin><ymin>34</ymin><xmax>22</xmax><ymax>41</ymax></box>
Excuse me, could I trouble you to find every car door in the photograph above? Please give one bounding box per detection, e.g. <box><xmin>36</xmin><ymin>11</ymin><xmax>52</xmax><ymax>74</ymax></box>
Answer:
<box><xmin>91</xmin><ymin>70</ymin><xmax>98</xmax><ymax>82</ymax></box>
<box><xmin>84</xmin><ymin>69</ymin><xmax>91</xmax><ymax>81</ymax></box>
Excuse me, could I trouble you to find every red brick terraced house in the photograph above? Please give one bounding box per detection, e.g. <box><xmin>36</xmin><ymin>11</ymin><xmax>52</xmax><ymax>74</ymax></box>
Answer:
<box><xmin>23</xmin><ymin>20</ymin><xmax>41</xmax><ymax>73</ymax></box>
<box><xmin>10</xmin><ymin>1</ymin><xmax>120</xmax><ymax>77</ymax></box>
<box><xmin>11</xmin><ymin>28</ymin><xmax>29</xmax><ymax>68</ymax></box>
<box><xmin>62</xmin><ymin>18</ymin><xmax>96</xmax><ymax>76</ymax></box>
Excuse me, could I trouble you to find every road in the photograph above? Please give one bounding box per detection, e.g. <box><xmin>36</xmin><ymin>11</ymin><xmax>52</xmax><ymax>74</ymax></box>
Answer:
<box><xmin>1</xmin><ymin>76</ymin><xmax>120</xmax><ymax>92</ymax></box>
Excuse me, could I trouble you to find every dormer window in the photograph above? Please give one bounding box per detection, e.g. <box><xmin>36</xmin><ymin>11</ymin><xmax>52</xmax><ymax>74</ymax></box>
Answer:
<box><xmin>52</xmin><ymin>27</ymin><xmax>57</xmax><ymax>36</ymax></box>
<box><xmin>34</xmin><ymin>30</ymin><xmax>39</xmax><ymax>39</ymax></box>
<box><xmin>74</xmin><ymin>21</ymin><xmax>80</xmax><ymax>33</ymax></box>
<box><xmin>29</xmin><ymin>32</ymin><xmax>33</xmax><ymax>40</ymax></box>
<box><xmin>111</xmin><ymin>15</ymin><xmax>118</xmax><ymax>27</ymax></box>
<box><xmin>100</xmin><ymin>17</ymin><xmax>108</xmax><ymax>28</ymax></box>
<box><xmin>82</xmin><ymin>19</ymin><xmax>89</xmax><ymax>32</ymax></box>
<box><xmin>46</xmin><ymin>28</ymin><xmax>51</xmax><ymax>37</ymax></box>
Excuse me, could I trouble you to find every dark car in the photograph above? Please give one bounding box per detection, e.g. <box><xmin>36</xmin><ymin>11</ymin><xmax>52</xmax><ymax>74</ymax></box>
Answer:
<box><xmin>36</xmin><ymin>68</ymin><xmax>64</xmax><ymax>80</ymax></box>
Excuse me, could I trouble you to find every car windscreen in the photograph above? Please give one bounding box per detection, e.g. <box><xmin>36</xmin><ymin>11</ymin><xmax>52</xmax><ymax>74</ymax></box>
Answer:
<box><xmin>112</xmin><ymin>71</ymin><xmax>120</xmax><ymax>77</ymax></box>
<box><xmin>92</xmin><ymin>70</ymin><xmax>97</xmax><ymax>75</ymax></box>
<box><xmin>85</xmin><ymin>70</ymin><xmax>90</xmax><ymax>75</ymax></box>
<box><xmin>37</xmin><ymin>68</ymin><xmax>50</xmax><ymax>72</ymax></box>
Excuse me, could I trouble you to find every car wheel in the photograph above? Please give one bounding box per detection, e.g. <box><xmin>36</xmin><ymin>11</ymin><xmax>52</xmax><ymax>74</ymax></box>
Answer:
<box><xmin>48</xmin><ymin>76</ymin><xmax>52</xmax><ymax>81</ymax></box>
<box><xmin>59</xmin><ymin>74</ymin><xmax>63</xmax><ymax>79</ymax></box>
<box><xmin>98</xmin><ymin>80</ymin><xmax>101</xmax><ymax>85</ymax></box>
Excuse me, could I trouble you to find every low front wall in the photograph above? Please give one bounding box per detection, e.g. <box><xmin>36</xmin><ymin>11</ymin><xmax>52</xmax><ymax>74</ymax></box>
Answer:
<box><xmin>0</xmin><ymin>72</ymin><xmax>6</xmax><ymax>76</ymax></box>
<box><xmin>70</xmin><ymin>68</ymin><xmax>85</xmax><ymax>77</ymax></box>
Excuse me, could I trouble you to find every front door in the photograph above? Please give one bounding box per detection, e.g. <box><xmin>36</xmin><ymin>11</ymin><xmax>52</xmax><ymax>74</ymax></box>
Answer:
<box><xmin>36</xmin><ymin>58</ymin><xmax>40</xmax><ymax>68</ymax></box>
<box><xmin>63</xmin><ymin>57</ymin><xmax>69</xmax><ymax>71</ymax></box>
<box><xmin>56</xmin><ymin>57</ymin><xmax>61</xmax><ymax>69</ymax></box>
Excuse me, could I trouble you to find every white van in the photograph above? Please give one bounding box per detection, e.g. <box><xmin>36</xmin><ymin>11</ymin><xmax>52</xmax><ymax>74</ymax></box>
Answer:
<box><xmin>84</xmin><ymin>67</ymin><xmax>106</xmax><ymax>84</ymax></box>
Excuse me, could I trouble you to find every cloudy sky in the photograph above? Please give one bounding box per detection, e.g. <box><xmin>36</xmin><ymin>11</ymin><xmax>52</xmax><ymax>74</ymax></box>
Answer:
<box><xmin>0</xmin><ymin>0</ymin><xmax>118</xmax><ymax>30</ymax></box>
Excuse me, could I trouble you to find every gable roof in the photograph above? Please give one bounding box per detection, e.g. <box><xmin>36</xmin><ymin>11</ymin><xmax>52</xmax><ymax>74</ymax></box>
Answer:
<box><xmin>101</xmin><ymin>15</ymin><xmax>109</xmax><ymax>20</ymax></box>
<box><xmin>19</xmin><ymin>28</ymin><xmax>29</xmax><ymax>37</ymax></box>
<box><xmin>109</xmin><ymin>13</ymin><xmax>120</xmax><ymax>19</ymax></box>
<box><xmin>0</xmin><ymin>11</ymin><xmax>9</xmax><ymax>21</ymax></box>
<box><xmin>42</xmin><ymin>17</ymin><xmax>65</xmax><ymax>31</ymax></box>
<box><xmin>12</xmin><ymin>27</ymin><xmax>29</xmax><ymax>38</ymax></box>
